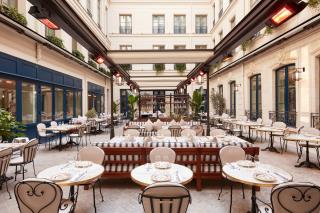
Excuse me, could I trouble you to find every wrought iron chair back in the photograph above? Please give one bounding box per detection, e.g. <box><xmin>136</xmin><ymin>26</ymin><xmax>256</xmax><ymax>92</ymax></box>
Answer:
<box><xmin>271</xmin><ymin>182</ymin><xmax>320</xmax><ymax>213</ymax></box>
<box><xmin>22</xmin><ymin>139</ymin><xmax>38</xmax><ymax>164</ymax></box>
<box><xmin>138</xmin><ymin>182</ymin><xmax>191</xmax><ymax>213</ymax></box>
<box><xmin>169</xmin><ymin>126</ymin><xmax>182</xmax><ymax>137</ymax></box>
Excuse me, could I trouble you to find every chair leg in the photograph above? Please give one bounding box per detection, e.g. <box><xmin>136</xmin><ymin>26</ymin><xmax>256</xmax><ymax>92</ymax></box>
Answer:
<box><xmin>98</xmin><ymin>179</ymin><xmax>104</xmax><ymax>201</ymax></box>
<box><xmin>218</xmin><ymin>184</ymin><xmax>223</xmax><ymax>200</ymax></box>
<box><xmin>93</xmin><ymin>183</ymin><xmax>97</xmax><ymax>213</ymax></box>
<box><xmin>14</xmin><ymin>166</ymin><xmax>17</xmax><ymax>181</ymax></box>
<box><xmin>5</xmin><ymin>178</ymin><xmax>11</xmax><ymax>199</ymax></box>
<box><xmin>316</xmin><ymin>148</ymin><xmax>320</xmax><ymax>166</ymax></box>
<box><xmin>241</xmin><ymin>184</ymin><xmax>245</xmax><ymax>199</ymax></box>
<box><xmin>230</xmin><ymin>183</ymin><xmax>233</xmax><ymax>213</ymax></box>
<box><xmin>22</xmin><ymin>165</ymin><xmax>25</xmax><ymax>180</ymax></box>
<box><xmin>32</xmin><ymin>161</ymin><xmax>36</xmax><ymax>176</ymax></box>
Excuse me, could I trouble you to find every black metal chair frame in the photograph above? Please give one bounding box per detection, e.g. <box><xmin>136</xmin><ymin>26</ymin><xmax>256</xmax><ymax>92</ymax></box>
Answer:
<box><xmin>0</xmin><ymin>148</ymin><xmax>13</xmax><ymax>199</ymax></box>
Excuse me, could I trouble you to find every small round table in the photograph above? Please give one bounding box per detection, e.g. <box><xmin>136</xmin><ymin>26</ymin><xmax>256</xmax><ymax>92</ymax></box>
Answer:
<box><xmin>223</xmin><ymin>162</ymin><xmax>292</xmax><ymax>213</ymax></box>
<box><xmin>131</xmin><ymin>163</ymin><xmax>193</xmax><ymax>187</ymax></box>
<box><xmin>37</xmin><ymin>162</ymin><xmax>104</xmax><ymax>201</ymax></box>
<box><xmin>256</xmin><ymin>127</ymin><xmax>285</xmax><ymax>153</ymax></box>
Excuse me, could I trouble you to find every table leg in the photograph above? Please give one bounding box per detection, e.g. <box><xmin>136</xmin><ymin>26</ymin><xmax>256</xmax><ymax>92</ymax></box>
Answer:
<box><xmin>70</xmin><ymin>185</ymin><xmax>75</xmax><ymax>202</ymax></box>
<box><xmin>59</xmin><ymin>132</ymin><xmax>62</xmax><ymax>151</ymax></box>
<box><xmin>295</xmin><ymin>141</ymin><xmax>319</xmax><ymax>169</ymax></box>
<box><xmin>250</xmin><ymin>186</ymin><xmax>257</xmax><ymax>213</ymax></box>
<box><xmin>262</xmin><ymin>132</ymin><xmax>279</xmax><ymax>153</ymax></box>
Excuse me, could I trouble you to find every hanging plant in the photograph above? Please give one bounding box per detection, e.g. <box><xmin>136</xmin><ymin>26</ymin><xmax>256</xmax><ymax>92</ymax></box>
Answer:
<box><xmin>308</xmin><ymin>0</ymin><xmax>320</xmax><ymax>8</ymax></box>
<box><xmin>264</xmin><ymin>26</ymin><xmax>273</xmax><ymax>35</ymax></box>
<box><xmin>88</xmin><ymin>59</ymin><xmax>97</xmax><ymax>69</ymax></box>
<box><xmin>120</xmin><ymin>64</ymin><xmax>131</xmax><ymax>71</ymax></box>
<box><xmin>154</xmin><ymin>63</ymin><xmax>165</xmax><ymax>73</ymax></box>
<box><xmin>0</xmin><ymin>6</ymin><xmax>27</xmax><ymax>26</ymax></box>
<box><xmin>46</xmin><ymin>35</ymin><xmax>64</xmax><ymax>48</ymax></box>
<box><xmin>241</xmin><ymin>38</ymin><xmax>253</xmax><ymax>51</ymax></box>
<box><xmin>72</xmin><ymin>50</ymin><xmax>85</xmax><ymax>61</ymax></box>
<box><xmin>175</xmin><ymin>63</ymin><xmax>186</xmax><ymax>73</ymax></box>
<box><xmin>99</xmin><ymin>67</ymin><xmax>111</xmax><ymax>76</ymax></box>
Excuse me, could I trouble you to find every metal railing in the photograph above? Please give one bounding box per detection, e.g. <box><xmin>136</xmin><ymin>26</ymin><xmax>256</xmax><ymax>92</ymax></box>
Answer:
<box><xmin>311</xmin><ymin>113</ymin><xmax>320</xmax><ymax>130</ymax></box>
<box><xmin>269</xmin><ymin>111</ymin><xmax>297</xmax><ymax>127</ymax></box>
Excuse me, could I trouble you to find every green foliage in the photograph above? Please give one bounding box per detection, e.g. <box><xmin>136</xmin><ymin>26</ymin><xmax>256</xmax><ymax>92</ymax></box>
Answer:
<box><xmin>72</xmin><ymin>50</ymin><xmax>85</xmax><ymax>61</ymax></box>
<box><xmin>128</xmin><ymin>95</ymin><xmax>139</xmax><ymax>121</ymax></box>
<box><xmin>175</xmin><ymin>63</ymin><xmax>186</xmax><ymax>73</ymax></box>
<box><xmin>0</xmin><ymin>108</ymin><xmax>25</xmax><ymax>142</ymax></box>
<box><xmin>0</xmin><ymin>6</ymin><xmax>27</xmax><ymax>26</ymax></box>
<box><xmin>241</xmin><ymin>39</ymin><xmax>253</xmax><ymax>51</ymax></box>
<box><xmin>86</xmin><ymin>108</ymin><xmax>97</xmax><ymax>118</ymax></box>
<box><xmin>120</xmin><ymin>64</ymin><xmax>131</xmax><ymax>71</ymax></box>
<box><xmin>210</xmin><ymin>89</ymin><xmax>226</xmax><ymax>116</ymax></box>
<box><xmin>189</xmin><ymin>87</ymin><xmax>205</xmax><ymax>119</ymax></box>
<box><xmin>113</xmin><ymin>101</ymin><xmax>119</xmax><ymax>114</ymax></box>
<box><xmin>88</xmin><ymin>59</ymin><xmax>98</xmax><ymax>69</ymax></box>
<box><xmin>308</xmin><ymin>0</ymin><xmax>320</xmax><ymax>8</ymax></box>
<box><xmin>46</xmin><ymin>35</ymin><xmax>64</xmax><ymax>48</ymax></box>
<box><xmin>154</xmin><ymin>63</ymin><xmax>165</xmax><ymax>72</ymax></box>
<box><xmin>99</xmin><ymin>67</ymin><xmax>111</xmax><ymax>76</ymax></box>
<box><xmin>264</xmin><ymin>26</ymin><xmax>273</xmax><ymax>35</ymax></box>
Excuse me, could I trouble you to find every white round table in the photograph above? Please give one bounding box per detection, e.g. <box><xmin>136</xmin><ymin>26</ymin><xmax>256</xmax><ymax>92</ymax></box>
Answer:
<box><xmin>223</xmin><ymin>161</ymin><xmax>292</xmax><ymax>213</ymax></box>
<box><xmin>131</xmin><ymin>163</ymin><xmax>193</xmax><ymax>187</ymax></box>
<box><xmin>37</xmin><ymin>162</ymin><xmax>104</xmax><ymax>201</ymax></box>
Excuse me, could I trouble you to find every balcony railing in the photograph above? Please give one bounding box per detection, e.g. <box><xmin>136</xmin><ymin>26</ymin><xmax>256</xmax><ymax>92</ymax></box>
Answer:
<box><xmin>311</xmin><ymin>113</ymin><xmax>320</xmax><ymax>130</ymax></box>
<box><xmin>195</xmin><ymin>26</ymin><xmax>207</xmax><ymax>34</ymax></box>
<box><xmin>269</xmin><ymin>111</ymin><xmax>297</xmax><ymax>127</ymax></box>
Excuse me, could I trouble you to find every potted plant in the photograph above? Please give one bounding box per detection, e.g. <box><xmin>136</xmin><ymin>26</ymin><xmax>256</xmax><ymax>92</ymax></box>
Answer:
<box><xmin>113</xmin><ymin>101</ymin><xmax>119</xmax><ymax>114</ymax></box>
<box><xmin>120</xmin><ymin>64</ymin><xmax>131</xmax><ymax>71</ymax></box>
<box><xmin>308</xmin><ymin>0</ymin><xmax>320</xmax><ymax>8</ymax></box>
<box><xmin>128</xmin><ymin>95</ymin><xmax>139</xmax><ymax>121</ymax></box>
<box><xmin>99</xmin><ymin>67</ymin><xmax>111</xmax><ymax>76</ymax></box>
<box><xmin>88</xmin><ymin>59</ymin><xmax>98</xmax><ymax>69</ymax></box>
<box><xmin>175</xmin><ymin>63</ymin><xmax>186</xmax><ymax>73</ymax></box>
<box><xmin>0</xmin><ymin>108</ymin><xmax>25</xmax><ymax>142</ymax></box>
<box><xmin>72</xmin><ymin>50</ymin><xmax>85</xmax><ymax>61</ymax></box>
<box><xmin>154</xmin><ymin>63</ymin><xmax>165</xmax><ymax>73</ymax></box>
<box><xmin>0</xmin><ymin>6</ymin><xmax>27</xmax><ymax>26</ymax></box>
<box><xmin>46</xmin><ymin>35</ymin><xmax>64</xmax><ymax>48</ymax></box>
<box><xmin>189</xmin><ymin>87</ymin><xmax>205</xmax><ymax>120</ymax></box>
<box><xmin>86</xmin><ymin>108</ymin><xmax>97</xmax><ymax>119</ymax></box>
<box><xmin>210</xmin><ymin>89</ymin><xmax>226</xmax><ymax>116</ymax></box>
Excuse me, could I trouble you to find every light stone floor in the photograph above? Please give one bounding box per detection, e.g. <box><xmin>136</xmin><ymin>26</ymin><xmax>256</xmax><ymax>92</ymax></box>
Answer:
<box><xmin>1</xmin><ymin>124</ymin><xmax>320</xmax><ymax>213</ymax></box>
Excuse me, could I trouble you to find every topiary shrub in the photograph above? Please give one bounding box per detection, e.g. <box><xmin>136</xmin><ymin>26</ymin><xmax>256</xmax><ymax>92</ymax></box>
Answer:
<box><xmin>85</xmin><ymin>108</ymin><xmax>97</xmax><ymax>118</ymax></box>
<box><xmin>0</xmin><ymin>6</ymin><xmax>27</xmax><ymax>26</ymax></box>
<box><xmin>175</xmin><ymin>63</ymin><xmax>186</xmax><ymax>73</ymax></box>
<box><xmin>72</xmin><ymin>50</ymin><xmax>85</xmax><ymax>61</ymax></box>
<box><xmin>88</xmin><ymin>59</ymin><xmax>97</xmax><ymax>69</ymax></box>
<box><xmin>154</xmin><ymin>63</ymin><xmax>165</xmax><ymax>72</ymax></box>
<box><xmin>46</xmin><ymin>35</ymin><xmax>64</xmax><ymax>48</ymax></box>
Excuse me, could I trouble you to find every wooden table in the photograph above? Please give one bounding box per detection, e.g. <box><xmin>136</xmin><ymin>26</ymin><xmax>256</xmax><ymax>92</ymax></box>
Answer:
<box><xmin>130</xmin><ymin>163</ymin><xmax>193</xmax><ymax>187</ymax></box>
<box><xmin>45</xmin><ymin>124</ymin><xmax>80</xmax><ymax>151</ymax></box>
<box><xmin>37</xmin><ymin>162</ymin><xmax>104</xmax><ymax>202</ymax></box>
<box><xmin>255</xmin><ymin>127</ymin><xmax>285</xmax><ymax>153</ymax></box>
<box><xmin>284</xmin><ymin>134</ymin><xmax>320</xmax><ymax>169</ymax></box>
<box><xmin>223</xmin><ymin>162</ymin><xmax>292</xmax><ymax>213</ymax></box>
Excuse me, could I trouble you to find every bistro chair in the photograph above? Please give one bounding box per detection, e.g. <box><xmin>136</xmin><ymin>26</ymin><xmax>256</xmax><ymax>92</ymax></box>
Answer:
<box><xmin>297</xmin><ymin>127</ymin><xmax>320</xmax><ymax>165</ymax></box>
<box><xmin>68</xmin><ymin>124</ymin><xmax>85</xmax><ymax>150</ymax></box>
<box><xmin>0</xmin><ymin>148</ymin><xmax>13</xmax><ymax>199</ymax></box>
<box><xmin>84</xmin><ymin>121</ymin><xmax>93</xmax><ymax>145</ymax></box>
<box><xmin>124</xmin><ymin>129</ymin><xmax>140</xmax><ymax>137</ymax></box>
<box><xmin>169</xmin><ymin>125</ymin><xmax>182</xmax><ymax>137</ymax></box>
<box><xmin>157</xmin><ymin>129</ymin><xmax>171</xmax><ymax>137</ymax></box>
<box><xmin>270</xmin><ymin>182</ymin><xmax>320</xmax><ymax>213</ymax></box>
<box><xmin>150</xmin><ymin>147</ymin><xmax>176</xmax><ymax>163</ymax></box>
<box><xmin>78</xmin><ymin>147</ymin><xmax>105</xmax><ymax>213</ymax></box>
<box><xmin>36</xmin><ymin>123</ymin><xmax>55</xmax><ymax>150</ymax></box>
<box><xmin>14</xmin><ymin>178</ymin><xmax>75</xmax><ymax>213</ymax></box>
<box><xmin>181</xmin><ymin>129</ymin><xmax>196</xmax><ymax>137</ymax></box>
<box><xmin>191</xmin><ymin>125</ymin><xmax>204</xmax><ymax>136</ymax></box>
<box><xmin>9</xmin><ymin>138</ymin><xmax>38</xmax><ymax>180</ymax></box>
<box><xmin>270</xmin><ymin>122</ymin><xmax>287</xmax><ymax>152</ymax></box>
<box><xmin>218</xmin><ymin>146</ymin><xmax>246</xmax><ymax>213</ymax></box>
<box><xmin>210</xmin><ymin>129</ymin><xmax>226</xmax><ymax>137</ymax></box>
<box><xmin>138</xmin><ymin>182</ymin><xmax>191</xmax><ymax>213</ymax></box>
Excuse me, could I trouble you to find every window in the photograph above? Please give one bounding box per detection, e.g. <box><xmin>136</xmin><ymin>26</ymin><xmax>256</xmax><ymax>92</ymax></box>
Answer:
<box><xmin>66</xmin><ymin>90</ymin><xmax>74</xmax><ymax>118</ymax></box>
<box><xmin>153</xmin><ymin>15</ymin><xmax>165</xmax><ymax>34</ymax></box>
<box><xmin>72</xmin><ymin>38</ymin><xmax>77</xmax><ymax>52</ymax></box>
<box><xmin>219</xmin><ymin>0</ymin><xmax>223</xmax><ymax>18</ymax></box>
<box><xmin>119</xmin><ymin>15</ymin><xmax>132</xmax><ymax>34</ymax></box>
<box><xmin>213</xmin><ymin>4</ymin><xmax>215</xmax><ymax>26</ymax></box>
<box><xmin>97</xmin><ymin>0</ymin><xmax>101</xmax><ymax>27</ymax></box>
<box><xmin>275</xmin><ymin>64</ymin><xmax>296</xmax><ymax>126</ymax></box>
<box><xmin>0</xmin><ymin>78</ymin><xmax>16</xmax><ymax>116</ymax></box>
<box><xmin>86</xmin><ymin>0</ymin><xmax>92</xmax><ymax>16</ymax></box>
<box><xmin>218</xmin><ymin>85</ymin><xmax>223</xmax><ymax>97</ymax></box>
<box><xmin>45</xmin><ymin>26</ymin><xmax>55</xmax><ymax>37</ymax></box>
<box><xmin>153</xmin><ymin>45</ymin><xmax>165</xmax><ymax>70</ymax></box>
<box><xmin>2</xmin><ymin>0</ymin><xmax>17</xmax><ymax>8</ymax></box>
<box><xmin>219</xmin><ymin>30</ymin><xmax>223</xmax><ymax>41</ymax></box>
<box><xmin>22</xmin><ymin>82</ymin><xmax>37</xmax><ymax>124</ymax></box>
<box><xmin>195</xmin><ymin>15</ymin><xmax>207</xmax><ymax>34</ymax></box>
<box><xmin>174</xmin><ymin>45</ymin><xmax>186</xmax><ymax>71</ymax></box>
<box><xmin>119</xmin><ymin>45</ymin><xmax>132</xmax><ymax>50</ymax></box>
<box><xmin>230</xmin><ymin>16</ymin><xmax>236</xmax><ymax>29</ymax></box>
<box><xmin>105</xmin><ymin>8</ymin><xmax>108</xmax><ymax>35</ymax></box>
<box><xmin>174</xmin><ymin>45</ymin><xmax>186</xmax><ymax>50</ymax></box>
<box><xmin>230</xmin><ymin>81</ymin><xmax>236</xmax><ymax>117</ymax></box>
<box><xmin>75</xmin><ymin>91</ymin><xmax>82</xmax><ymax>116</ymax></box>
<box><xmin>41</xmin><ymin>85</ymin><xmax>52</xmax><ymax>121</ymax></box>
<box><xmin>250</xmin><ymin>75</ymin><xmax>262</xmax><ymax>120</ymax></box>
<box><xmin>174</xmin><ymin>15</ymin><xmax>186</xmax><ymax>34</ymax></box>
<box><xmin>55</xmin><ymin>88</ymin><xmax>63</xmax><ymax>120</ymax></box>
<box><xmin>195</xmin><ymin>45</ymin><xmax>207</xmax><ymax>49</ymax></box>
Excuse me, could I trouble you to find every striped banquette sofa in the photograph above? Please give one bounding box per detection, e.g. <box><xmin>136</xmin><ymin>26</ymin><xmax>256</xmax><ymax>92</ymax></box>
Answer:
<box><xmin>95</xmin><ymin>136</ymin><xmax>259</xmax><ymax>191</ymax></box>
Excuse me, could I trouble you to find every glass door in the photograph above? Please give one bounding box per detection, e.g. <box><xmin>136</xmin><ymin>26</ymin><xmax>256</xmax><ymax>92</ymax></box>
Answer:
<box><xmin>250</xmin><ymin>74</ymin><xmax>262</xmax><ymax>120</ymax></box>
<box><xmin>276</xmin><ymin>64</ymin><xmax>296</xmax><ymax>126</ymax></box>
<box><xmin>230</xmin><ymin>81</ymin><xmax>236</xmax><ymax>117</ymax></box>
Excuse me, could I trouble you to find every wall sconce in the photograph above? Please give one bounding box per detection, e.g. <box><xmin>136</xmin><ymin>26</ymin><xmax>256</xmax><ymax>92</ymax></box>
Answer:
<box><xmin>196</xmin><ymin>75</ymin><xmax>204</xmax><ymax>85</ymax></box>
<box><xmin>295</xmin><ymin>67</ymin><xmax>305</xmax><ymax>81</ymax></box>
<box><xmin>115</xmin><ymin>74</ymin><xmax>124</xmax><ymax>86</ymax></box>
<box><xmin>235</xmin><ymin>83</ymin><xmax>241</xmax><ymax>92</ymax></box>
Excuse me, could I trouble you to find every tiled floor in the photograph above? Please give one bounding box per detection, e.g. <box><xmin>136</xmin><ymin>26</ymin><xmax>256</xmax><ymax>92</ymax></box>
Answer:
<box><xmin>1</xmin><ymin>125</ymin><xmax>319</xmax><ymax>213</ymax></box>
